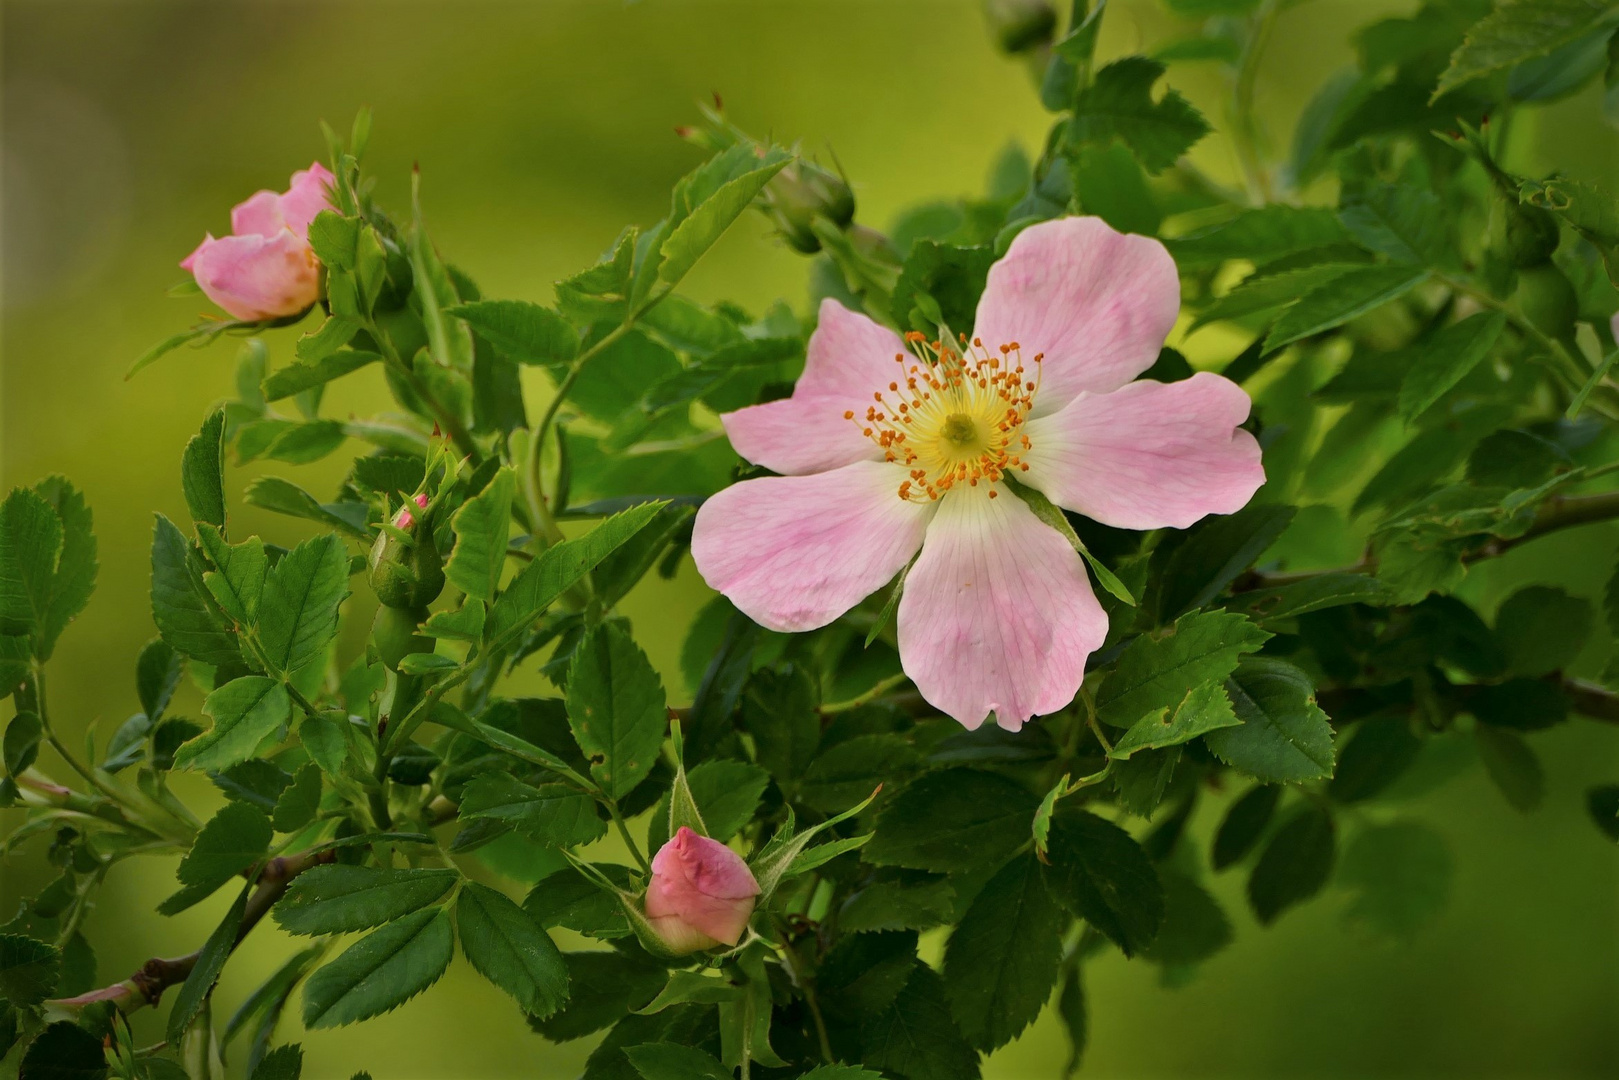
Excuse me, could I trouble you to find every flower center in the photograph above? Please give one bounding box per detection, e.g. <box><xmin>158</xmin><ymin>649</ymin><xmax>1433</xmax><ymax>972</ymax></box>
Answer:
<box><xmin>846</xmin><ymin>333</ymin><xmax>1042</xmax><ymax>502</ymax></box>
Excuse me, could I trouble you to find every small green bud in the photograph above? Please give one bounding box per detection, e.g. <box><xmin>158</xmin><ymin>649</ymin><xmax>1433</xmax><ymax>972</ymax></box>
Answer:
<box><xmin>763</xmin><ymin>161</ymin><xmax>856</xmax><ymax>254</ymax></box>
<box><xmin>1489</xmin><ymin>194</ymin><xmax>1561</xmax><ymax>269</ymax></box>
<box><xmin>371</xmin><ymin>604</ymin><xmax>433</xmax><ymax>672</ymax></box>
<box><xmin>982</xmin><ymin>0</ymin><xmax>1057</xmax><ymax>55</ymax></box>
<box><xmin>1517</xmin><ymin>262</ymin><xmax>1579</xmax><ymax>341</ymax></box>
<box><xmin>368</xmin><ymin>494</ymin><xmax>445</xmax><ymax>609</ymax></box>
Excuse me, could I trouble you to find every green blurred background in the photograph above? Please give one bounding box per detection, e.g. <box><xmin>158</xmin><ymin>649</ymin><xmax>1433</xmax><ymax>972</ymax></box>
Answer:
<box><xmin>3</xmin><ymin>1</ymin><xmax>1617</xmax><ymax>1076</ymax></box>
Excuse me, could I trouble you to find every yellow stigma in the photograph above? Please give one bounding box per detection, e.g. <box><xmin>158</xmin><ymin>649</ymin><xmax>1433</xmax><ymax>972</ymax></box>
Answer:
<box><xmin>851</xmin><ymin>332</ymin><xmax>1042</xmax><ymax>502</ymax></box>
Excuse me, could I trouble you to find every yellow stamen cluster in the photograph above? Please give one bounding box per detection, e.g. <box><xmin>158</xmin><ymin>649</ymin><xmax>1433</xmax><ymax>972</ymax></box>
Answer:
<box><xmin>845</xmin><ymin>332</ymin><xmax>1042</xmax><ymax>502</ymax></box>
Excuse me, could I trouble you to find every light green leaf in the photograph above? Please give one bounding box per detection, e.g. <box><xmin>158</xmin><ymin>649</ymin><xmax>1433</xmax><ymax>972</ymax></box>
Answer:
<box><xmin>31</xmin><ymin>477</ymin><xmax>96</xmax><ymax>661</ymax></box>
<box><xmin>1264</xmin><ymin>265</ymin><xmax>1428</xmax><ymax>353</ymax></box>
<box><xmin>636</xmin><ymin>970</ymin><xmax>744</xmax><ymax>1014</ymax></box>
<box><xmin>566</xmin><ymin>621</ymin><xmax>667</xmax><ymax>800</ymax></box>
<box><xmin>174</xmin><ymin>802</ymin><xmax>273</xmax><ymax>892</ymax></box>
<box><xmin>302</xmin><ymin>907</ymin><xmax>455</xmax><ymax>1028</ymax></box>
<box><xmin>1398</xmin><ymin>311</ymin><xmax>1507</xmax><ymax>421</ymax></box>
<box><xmin>454</xmin><ymin>882</ymin><xmax>569</xmax><ymax>1018</ymax></box>
<box><xmin>197</xmin><ymin>523</ymin><xmax>267</xmax><ymax>626</ymax></box>
<box><xmin>658</xmin><ymin>158</ymin><xmax>790</xmax><ymax>288</ymax></box>
<box><xmin>1204</xmin><ymin>658</ymin><xmax>1336</xmax><ymax>782</ymax></box>
<box><xmin>182</xmin><ymin>407</ymin><xmax>227</xmax><ymax>528</ymax></box>
<box><xmin>244</xmin><ymin>477</ymin><xmax>370</xmax><ymax>539</ymax></box>
<box><xmin>257</xmin><ymin>534</ymin><xmax>350</xmax><ymax>676</ymax></box>
<box><xmin>446</xmin><ymin>468</ymin><xmax>516</xmax><ymax>604</ymax></box>
<box><xmin>485</xmin><ymin>502</ymin><xmax>662</xmax><ymax>653</ymax></box>
<box><xmin>272</xmin><ymin>762</ymin><xmax>322</xmax><ymax>833</ymax></box>
<box><xmin>1338</xmin><ymin>183</ymin><xmax>1450</xmax><ymax>267</ymax></box>
<box><xmin>1109</xmin><ymin>681</ymin><xmax>1241</xmax><ymax>759</ymax></box>
<box><xmin>174</xmin><ymin>676</ymin><xmax>291</xmax><ymax>772</ymax></box>
<box><xmin>262</xmin><ymin>350</ymin><xmax>379</xmax><ymax>402</ymax></box>
<box><xmin>0</xmin><ymin>488</ymin><xmax>60</xmax><ymax>642</ymax></box>
<box><xmin>447</xmin><ymin>300</ymin><xmax>578</xmax><ymax>368</ymax></box>
<box><xmin>1095</xmin><ymin>610</ymin><xmax>1270</xmax><ymax>728</ymax></box>
<box><xmin>409</xmin><ymin>179</ymin><xmax>473</xmax><ymax>373</ymax></box>
<box><xmin>1434</xmin><ymin>0</ymin><xmax>1619</xmax><ymax>99</ymax></box>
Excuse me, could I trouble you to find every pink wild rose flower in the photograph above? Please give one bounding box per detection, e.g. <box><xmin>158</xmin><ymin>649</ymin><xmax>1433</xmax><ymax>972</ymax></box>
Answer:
<box><xmin>644</xmin><ymin>826</ymin><xmax>761</xmax><ymax>954</ymax></box>
<box><xmin>181</xmin><ymin>162</ymin><xmax>335</xmax><ymax>322</ymax></box>
<box><xmin>692</xmin><ymin>216</ymin><xmax>1264</xmax><ymax>731</ymax></box>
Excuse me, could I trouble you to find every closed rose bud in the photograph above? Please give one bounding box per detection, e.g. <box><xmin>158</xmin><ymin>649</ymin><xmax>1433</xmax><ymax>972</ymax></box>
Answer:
<box><xmin>644</xmin><ymin>826</ymin><xmax>760</xmax><ymax>954</ymax></box>
<box><xmin>369</xmin><ymin>493</ymin><xmax>445</xmax><ymax>609</ymax></box>
<box><xmin>181</xmin><ymin>162</ymin><xmax>335</xmax><ymax>322</ymax></box>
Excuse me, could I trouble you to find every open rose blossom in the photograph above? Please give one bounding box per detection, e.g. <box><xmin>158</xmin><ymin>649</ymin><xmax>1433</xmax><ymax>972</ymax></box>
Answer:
<box><xmin>180</xmin><ymin>162</ymin><xmax>335</xmax><ymax>322</ymax></box>
<box><xmin>692</xmin><ymin>216</ymin><xmax>1264</xmax><ymax>731</ymax></box>
<box><xmin>644</xmin><ymin>827</ymin><xmax>761</xmax><ymax>954</ymax></box>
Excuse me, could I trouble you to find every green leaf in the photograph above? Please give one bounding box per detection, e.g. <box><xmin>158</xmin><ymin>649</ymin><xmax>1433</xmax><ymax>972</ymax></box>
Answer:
<box><xmin>1109</xmin><ymin>681</ymin><xmax>1241</xmax><ymax>759</ymax></box>
<box><xmin>1058</xmin><ymin>965</ymin><xmax>1087</xmax><ymax>1078</ymax></box>
<box><xmin>243</xmin><ymin>477</ymin><xmax>370</xmax><ymax>539</ymax></box>
<box><xmin>448</xmin><ymin>300</ymin><xmax>578</xmax><ymax>369</ymax></box>
<box><xmin>739</xmin><ymin>665</ymin><xmax>820</xmax><ymax>785</ymax></box>
<box><xmin>262</xmin><ymin>350</ymin><xmax>379</xmax><ymax>401</ymax></box>
<box><xmin>524</xmin><ymin>864</ymin><xmax>633</xmax><ymax>937</ymax></box>
<box><xmin>623</xmin><ymin>1044</ymin><xmax>731</xmax><ymax>1080</ymax></box>
<box><xmin>1264</xmin><ymin>265</ymin><xmax>1428</xmax><ymax>353</ymax></box>
<box><xmin>838</xmin><ymin>879</ymin><xmax>956</xmax><ymax>933</ymax></box>
<box><xmin>1144</xmin><ymin>870</ymin><xmax>1233</xmax><ymax>972</ymax></box>
<box><xmin>858</xmin><ymin>965</ymin><xmax>980</xmax><ymax>1080</ymax></box>
<box><xmin>649</xmin><ymin>759</ymin><xmax>770</xmax><ymax>853</ymax></box>
<box><xmin>1167</xmin><ymin>206</ymin><xmax>1349</xmax><ymax>269</ymax></box>
<box><xmin>174</xmin><ymin>676</ymin><xmax>291</xmax><ymax>772</ymax></box>
<box><xmin>566</xmin><ymin>622</ymin><xmax>667</xmax><ymax>800</ymax></box>
<box><xmin>1329</xmin><ymin>716</ymin><xmax>1423</xmax><ymax>803</ymax></box>
<box><xmin>409</xmin><ymin>182</ymin><xmax>473</xmax><ymax>373</ymax></box>
<box><xmin>272</xmin><ymin>762</ymin><xmax>322</xmax><ymax>832</ymax></box>
<box><xmin>865</xmin><ymin>768</ymin><xmax>1040</xmax><ymax>872</ymax></box>
<box><xmin>1004</xmin><ymin>478</ymin><xmax>1136</xmax><ymax>605</ymax></box>
<box><xmin>1585</xmin><ymin>785</ymin><xmax>1619</xmax><ymax>842</ymax></box>
<box><xmin>446</xmin><ymin>467</ymin><xmax>516</xmax><ymax>604</ymax></box>
<box><xmin>397</xmin><ymin>652</ymin><xmax>455</xmax><ymax>675</ymax></box>
<box><xmin>1204</xmin><ymin>658</ymin><xmax>1337</xmax><ymax>782</ymax></box>
<box><xmin>1434</xmin><ymin>0</ymin><xmax>1618</xmax><ymax>99</ymax></box>
<box><xmin>173</xmin><ymin>802</ymin><xmax>272</xmax><ymax>895</ymax></box>
<box><xmin>1227</xmin><ymin>573</ymin><xmax>1395</xmax><ymax>624</ymax></box>
<box><xmin>150</xmin><ymin>513</ymin><xmax>241</xmax><ymax>665</ymax></box>
<box><xmin>798</xmin><ymin>733</ymin><xmax>921</xmax><ymax>814</ymax></box>
<box><xmin>1475</xmin><ymin>725</ymin><xmax>1545</xmax><ymax>812</ymax></box>
<box><xmin>529</xmin><ymin>951</ymin><xmax>665</xmax><ymax>1042</ymax></box>
<box><xmin>1398</xmin><ymin>312</ymin><xmax>1508</xmax><ymax>421</ymax></box>
<box><xmin>942</xmin><ymin>853</ymin><xmax>1064</xmax><ymax>1051</ymax></box>
<box><xmin>2</xmin><ymin>713</ymin><xmax>41</xmax><ymax>778</ymax></box>
<box><xmin>1155</xmin><ymin>503</ymin><xmax>1296</xmax><ymax>619</ymax></box>
<box><xmin>302</xmin><ymin>907</ymin><xmax>455</xmax><ymax>1028</ymax></box>
<box><xmin>458</xmin><ymin>773</ymin><xmax>607</xmax><ymax>847</ymax></box>
<box><xmin>485</xmin><ymin>503</ymin><xmax>662</xmax><ymax>653</ymax></box>
<box><xmin>168</xmin><ymin>880</ymin><xmax>251</xmax><ymax>1044</ymax></box>
<box><xmin>1248</xmin><ymin>805</ymin><xmax>1336</xmax><ymax>925</ymax></box>
<box><xmin>1338</xmin><ymin>182</ymin><xmax>1450</xmax><ymax>266</ymax></box>
<box><xmin>636</xmin><ymin>971</ymin><xmax>744</xmax><ymax>1015</ymax></box>
<box><xmin>275</xmin><ymin>865</ymin><xmax>459</xmax><ymax>936</ymax></box>
<box><xmin>1095</xmin><ymin>610</ymin><xmax>1270</xmax><ymax>728</ymax></box>
<box><xmin>1190</xmin><ymin>263</ymin><xmax>1363</xmax><ymax>332</ymax></box>
<box><xmin>1069</xmin><ymin>56</ymin><xmax>1211</xmax><ymax>174</ymax></box>
<box><xmin>197</xmin><ymin>524</ymin><xmax>268</xmax><ymax>627</ymax></box>
<box><xmin>455</xmin><ymin>882</ymin><xmax>569</xmax><ymax>1019</ymax></box>
<box><xmin>0</xmin><ymin>935</ymin><xmax>59</xmax><ymax>1007</ymax></box>
<box><xmin>257</xmin><ymin>534</ymin><xmax>350</xmax><ymax>676</ymax></box>
<box><xmin>182</xmin><ymin>407</ymin><xmax>228</xmax><ymax>529</ymax></box>
<box><xmin>1339</xmin><ymin>821</ymin><xmax>1453</xmax><ymax>941</ymax></box>
<box><xmin>657</xmin><ymin>158</ymin><xmax>790</xmax><ymax>287</ymax></box>
<box><xmin>590</xmin><ymin>503</ymin><xmax>697</xmax><ymax>608</ymax></box>
<box><xmin>1494</xmin><ymin>584</ymin><xmax>1593</xmax><ymax>677</ymax></box>
<box><xmin>0</xmin><ymin>489</ymin><xmax>59</xmax><ymax>643</ymax></box>
<box><xmin>250</xmin><ymin>1044</ymin><xmax>304</xmax><ymax>1080</ymax></box>
<box><xmin>1040</xmin><ymin>805</ymin><xmax>1165</xmax><ymax>956</ymax></box>
<box><xmin>18</xmin><ymin>1021</ymin><xmax>106</xmax><ymax>1080</ymax></box>
<box><xmin>1066</xmin><ymin>141</ymin><xmax>1161</xmax><ymax>236</ymax></box>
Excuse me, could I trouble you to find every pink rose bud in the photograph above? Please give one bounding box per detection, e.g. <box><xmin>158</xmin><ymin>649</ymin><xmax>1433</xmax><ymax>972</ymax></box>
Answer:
<box><xmin>644</xmin><ymin>826</ymin><xmax>760</xmax><ymax>953</ymax></box>
<box><xmin>180</xmin><ymin>162</ymin><xmax>335</xmax><ymax>322</ymax></box>
<box><xmin>394</xmin><ymin>492</ymin><xmax>430</xmax><ymax>530</ymax></box>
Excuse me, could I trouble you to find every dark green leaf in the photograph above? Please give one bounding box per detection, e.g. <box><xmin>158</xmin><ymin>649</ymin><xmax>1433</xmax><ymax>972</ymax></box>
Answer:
<box><xmin>455</xmin><ymin>882</ymin><xmax>569</xmax><ymax>1018</ymax></box>
<box><xmin>1041</xmin><ymin>806</ymin><xmax>1164</xmax><ymax>956</ymax></box>
<box><xmin>1585</xmin><ymin>785</ymin><xmax>1619</xmax><ymax>841</ymax></box>
<box><xmin>1248</xmin><ymin>805</ymin><xmax>1336</xmax><ymax>925</ymax></box>
<box><xmin>943</xmin><ymin>854</ymin><xmax>1064</xmax><ymax>1051</ymax></box>
<box><xmin>272</xmin><ymin>762</ymin><xmax>322</xmax><ymax>832</ymax></box>
<box><xmin>866</xmin><ymin>769</ymin><xmax>1040</xmax><ymax>873</ymax></box>
<box><xmin>798</xmin><ymin>734</ymin><xmax>921</xmax><ymax>814</ymax></box>
<box><xmin>446</xmin><ymin>468</ymin><xmax>515</xmax><ymax>604</ymax></box>
<box><xmin>0</xmin><ymin>488</ymin><xmax>60</xmax><ymax>642</ymax></box>
<box><xmin>1329</xmin><ymin>715</ymin><xmax>1422</xmax><ymax>803</ymax></box>
<box><xmin>838</xmin><ymin>878</ymin><xmax>956</xmax><ymax>933</ymax></box>
<box><xmin>243</xmin><ymin>478</ymin><xmax>370</xmax><ymax>539</ymax></box>
<box><xmin>1156</xmin><ymin>503</ymin><xmax>1296</xmax><ymax>618</ymax></box>
<box><xmin>250</xmin><ymin>1044</ymin><xmax>304</xmax><ymax>1080</ymax></box>
<box><xmin>1096</xmin><ymin>610</ymin><xmax>1270</xmax><ymax>728</ymax></box>
<box><xmin>647</xmin><ymin>759</ymin><xmax>769</xmax><ymax>852</ymax></box>
<box><xmin>1069</xmin><ymin>56</ymin><xmax>1210</xmax><ymax>173</ymax></box>
<box><xmin>262</xmin><ymin>350</ymin><xmax>379</xmax><ymax>401</ymax></box>
<box><xmin>1494</xmin><ymin>585</ymin><xmax>1593</xmax><ymax>677</ymax></box>
<box><xmin>1227</xmin><ymin>573</ymin><xmax>1395</xmax><ymax>624</ymax></box>
<box><xmin>459</xmin><ymin>773</ymin><xmax>607</xmax><ymax>847</ymax></box>
<box><xmin>0</xmin><ymin>934</ymin><xmax>59</xmax><ymax>1007</ymax></box>
<box><xmin>136</xmin><ymin>637</ymin><xmax>183</xmax><ymax>721</ymax></box>
<box><xmin>739</xmin><ymin>665</ymin><xmax>820</xmax><ymax>785</ymax></box>
<box><xmin>1264</xmin><ymin>265</ymin><xmax>1428</xmax><ymax>353</ymax></box>
<box><xmin>858</xmin><ymin>964</ymin><xmax>980</xmax><ymax>1080</ymax></box>
<box><xmin>150</xmin><ymin>513</ymin><xmax>240</xmax><ymax>666</ymax></box>
<box><xmin>167</xmin><ymin>880</ymin><xmax>251</xmax><ymax>1044</ymax></box>
<box><xmin>275</xmin><ymin>866</ymin><xmax>458</xmax><ymax>936</ymax></box>
<box><xmin>529</xmin><ymin>951</ymin><xmax>665</xmax><ymax>1042</ymax></box>
<box><xmin>1204</xmin><ymin>658</ymin><xmax>1336</xmax><ymax>782</ymax></box>
<box><xmin>623</xmin><ymin>1044</ymin><xmax>730</xmax><ymax>1080</ymax></box>
<box><xmin>524</xmin><ymin>864</ymin><xmax>633</xmax><ymax>937</ymax></box>
<box><xmin>173</xmin><ymin>802</ymin><xmax>272</xmax><ymax>893</ymax></box>
<box><xmin>2</xmin><ymin>713</ymin><xmax>41</xmax><ymax>778</ymax></box>
<box><xmin>1144</xmin><ymin>871</ymin><xmax>1233</xmax><ymax>970</ymax></box>
<box><xmin>1339</xmin><ymin>182</ymin><xmax>1450</xmax><ymax>266</ymax></box>
<box><xmin>257</xmin><ymin>534</ymin><xmax>349</xmax><ymax>676</ymax></box>
<box><xmin>1475</xmin><ymin>726</ymin><xmax>1545</xmax><ymax>812</ymax></box>
<box><xmin>302</xmin><ymin>907</ymin><xmax>455</xmax><ymax>1028</ymax></box>
<box><xmin>567</xmin><ymin>622</ymin><xmax>667</xmax><ymax>800</ymax></box>
<box><xmin>182</xmin><ymin>407</ymin><xmax>227</xmax><ymax>529</ymax></box>
<box><xmin>18</xmin><ymin>1021</ymin><xmax>106</xmax><ymax>1080</ymax></box>
<box><xmin>1398</xmin><ymin>312</ymin><xmax>1508</xmax><ymax>421</ymax></box>
<box><xmin>1339</xmin><ymin>821</ymin><xmax>1453</xmax><ymax>941</ymax></box>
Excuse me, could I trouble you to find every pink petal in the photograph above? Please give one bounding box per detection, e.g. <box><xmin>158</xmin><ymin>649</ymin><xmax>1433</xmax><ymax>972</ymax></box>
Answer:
<box><xmin>180</xmin><ymin>233</ymin><xmax>216</xmax><ymax>272</ymax></box>
<box><xmin>230</xmin><ymin>190</ymin><xmax>285</xmax><ymax>238</ymax></box>
<box><xmin>691</xmin><ymin>460</ymin><xmax>933</xmax><ymax>632</ymax></box>
<box><xmin>186</xmin><ymin>231</ymin><xmax>320</xmax><ymax>322</ymax></box>
<box><xmin>646</xmin><ymin>827</ymin><xmax>759</xmax><ymax>947</ymax></box>
<box><xmin>719</xmin><ymin>298</ymin><xmax>907</xmax><ymax>475</ymax></box>
<box><xmin>897</xmin><ymin>487</ymin><xmax>1106</xmax><ymax>730</ymax></box>
<box><xmin>1021</xmin><ymin>372</ymin><xmax>1265</xmax><ymax>530</ymax></box>
<box><xmin>972</xmin><ymin>217</ymin><xmax>1180</xmax><ymax>413</ymax></box>
<box><xmin>277</xmin><ymin>162</ymin><xmax>337</xmax><ymax>240</ymax></box>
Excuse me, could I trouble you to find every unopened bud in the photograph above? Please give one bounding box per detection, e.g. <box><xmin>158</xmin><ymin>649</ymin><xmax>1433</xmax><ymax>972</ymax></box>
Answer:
<box><xmin>368</xmin><ymin>495</ymin><xmax>445</xmax><ymax>609</ymax></box>
<box><xmin>643</xmin><ymin>827</ymin><xmax>760</xmax><ymax>954</ymax></box>
<box><xmin>983</xmin><ymin>0</ymin><xmax>1057</xmax><ymax>55</ymax></box>
<box><xmin>764</xmin><ymin>161</ymin><xmax>856</xmax><ymax>254</ymax></box>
